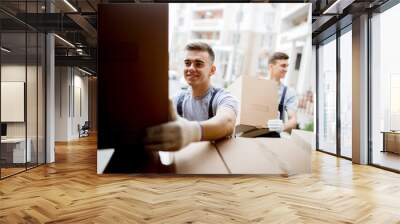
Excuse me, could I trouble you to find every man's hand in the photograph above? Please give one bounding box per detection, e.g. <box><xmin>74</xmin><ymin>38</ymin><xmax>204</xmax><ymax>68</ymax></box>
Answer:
<box><xmin>144</xmin><ymin>101</ymin><xmax>202</xmax><ymax>152</ymax></box>
<box><xmin>267</xmin><ymin>119</ymin><xmax>284</xmax><ymax>133</ymax></box>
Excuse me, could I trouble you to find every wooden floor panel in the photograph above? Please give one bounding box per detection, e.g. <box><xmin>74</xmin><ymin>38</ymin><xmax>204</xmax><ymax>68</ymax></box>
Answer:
<box><xmin>1</xmin><ymin>135</ymin><xmax>400</xmax><ymax>223</ymax></box>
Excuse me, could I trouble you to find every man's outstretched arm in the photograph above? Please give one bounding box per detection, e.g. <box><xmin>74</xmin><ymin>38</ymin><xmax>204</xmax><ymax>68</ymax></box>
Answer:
<box><xmin>145</xmin><ymin>106</ymin><xmax>236</xmax><ymax>151</ymax></box>
<box><xmin>200</xmin><ymin>107</ymin><xmax>236</xmax><ymax>141</ymax></box>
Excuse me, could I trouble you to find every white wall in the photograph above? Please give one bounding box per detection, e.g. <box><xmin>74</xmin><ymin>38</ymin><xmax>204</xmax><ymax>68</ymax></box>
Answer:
<box><xmin>71</xmin><ymin>73</ymin><xmax>89</xmax><ymax>138</ymax></box>
<box><xmin>55</xmin><ymin>67</ymin><xmax>69</xmax><ymax>141</ymax></box>
<box><xmin>55</xmin><ymin>67</ymin><xmax>89</xmax><ymax>141</ymax></box>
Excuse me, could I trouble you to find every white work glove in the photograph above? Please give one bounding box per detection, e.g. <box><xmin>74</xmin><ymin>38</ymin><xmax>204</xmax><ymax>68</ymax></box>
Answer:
<box><xmin>267</xmin><ymin>119</ymin><xmax>284</xmax><ymax>133</ymax></box>
<box><xmin>144</xmin><ymin>101</ymin><xmax>202</xmax><ymax>152</ymax></box>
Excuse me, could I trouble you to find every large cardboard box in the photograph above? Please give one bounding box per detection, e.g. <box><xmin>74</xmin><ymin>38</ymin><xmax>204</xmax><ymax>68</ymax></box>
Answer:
<box><xmin>228</xmin><ymin>76</ymin><xmax>279</xmax><ymax>133</ymax></box>
<box><xmin>173</xmin><ymin>136</ymin><xmax>311</xmax><ymax>175</ymax></box>
<box><xmin>98</xmin><ymin>137</ymin><xmax>311</xmax><ymax>175</ymax></box>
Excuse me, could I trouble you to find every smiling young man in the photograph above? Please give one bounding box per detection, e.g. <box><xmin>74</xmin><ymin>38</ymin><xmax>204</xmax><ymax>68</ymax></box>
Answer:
<box><xmin>263</xmin><ymin>52</ymin><xmax>298</xmax><ymax>137</ymax></box>
<box><xmin>145</xmin><ymin>42</ymin><xmax>238</xmax><ymax>152</ymax></box>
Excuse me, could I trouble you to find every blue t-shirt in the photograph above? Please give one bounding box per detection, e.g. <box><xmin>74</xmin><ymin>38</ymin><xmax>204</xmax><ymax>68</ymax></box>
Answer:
<box><xmin>173</xmin><ymin>86</ymin><xmax>239</xmax><ymax>121</ymax></box>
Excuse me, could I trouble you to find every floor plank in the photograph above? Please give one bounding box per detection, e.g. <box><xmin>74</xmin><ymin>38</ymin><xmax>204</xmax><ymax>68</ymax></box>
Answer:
<box><xmin>1</xmin><ymin>134</ymin><xmax>400</xmax><ymax>223</ymax></box>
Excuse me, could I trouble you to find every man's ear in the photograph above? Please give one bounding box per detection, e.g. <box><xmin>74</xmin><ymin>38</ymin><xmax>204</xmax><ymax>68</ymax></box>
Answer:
<box><xmin>268</xmin><ymin>63</ymin><xmax>273</xmax><ymax>71</ymax></box>
<box><xmin>210</xmin><ymin>64</ymin><xmax>216</xmax><ymax>76</ymax></box>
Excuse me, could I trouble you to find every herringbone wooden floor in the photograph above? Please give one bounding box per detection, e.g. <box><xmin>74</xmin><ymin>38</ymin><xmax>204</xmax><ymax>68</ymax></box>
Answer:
<box><xmin>1</xmin><ymin>135</ymin><xmax>400</xmax><ymax>223</ymax></box>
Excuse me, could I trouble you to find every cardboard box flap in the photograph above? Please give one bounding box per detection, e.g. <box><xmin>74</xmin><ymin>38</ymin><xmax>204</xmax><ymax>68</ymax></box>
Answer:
<box><xmin>215</xmin><ymin>137</ymin><xmax>311</xmax><ymax>175</ymax></box>
<box><xmin>215</xmin><ymin>138</ymin><xmax>285</xmax><ymax>174</ymax></box>
<box><xmin>236</xmin><ymin>125</ymin><xmax>269</xmax><ymax>137</ymax></box>
<box><xmin>291</xmin><ymin>129</ymin><xmax>315</xmax><ymax>150</ymax></box>
<box><xmin>174</xmin><ymin>142</ymin><xmax>229</xmax><ymax>174</ymax></box>
<box><xmin>254</xmin><ymin>137</ymin><xmax>311</xmax><ymax>175</ymax></box>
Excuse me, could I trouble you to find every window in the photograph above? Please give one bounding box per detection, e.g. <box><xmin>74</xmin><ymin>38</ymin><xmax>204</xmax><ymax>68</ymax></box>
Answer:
<box><xmin>371</xmin><ymin>3</ymin><xmax>400</xmax><ymax>171</ymax></box>
<box><xmin>192</xmin><ymin>31</ymin><xmax>220</xmax><ymax>40</ymax></box>
<box><xmin>317</xmin><ymin>37</ymin><xmax>337</xmax><ymax>154</ymax></box>
<box><xmin>0</xmin><ymin>1</ymin><xmax>46</xmax><ymax>179</ymax></box>
<box><xmin>193</xmin><ymin>9</ymin><xmax>223</xmax><ymax>20</ymax></box>
<box><xmin>340</xmin><ymin>29</ymin><xmax>352</xmax><ymax>158</ymax></box>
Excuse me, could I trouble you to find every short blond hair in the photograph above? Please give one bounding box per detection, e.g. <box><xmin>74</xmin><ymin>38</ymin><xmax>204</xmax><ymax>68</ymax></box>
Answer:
<box><xmin>185</xmin><ymin>42</ymin><xmax>215</xmax><ymax>63</ymax></box>
<box><xmin>268</xmin><ymin>52</ymin><xmax>289</xmax><ymax>65</ymax></box>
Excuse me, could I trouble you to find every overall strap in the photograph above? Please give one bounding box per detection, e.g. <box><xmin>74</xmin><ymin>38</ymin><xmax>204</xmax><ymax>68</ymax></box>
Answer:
<box><xmin>176</xmin><ymin>92</ymin><xmax>185</xmax><ymax>117</ymax></box>
<box><xmin>208</xmin><ymin>88</ymin><xmax>221</xmax><ymax>119</ymax></box>
<box><xmin>278</xmin><ymin>86</ymin><xmax>287</xmax><ymax>120</ymax></box>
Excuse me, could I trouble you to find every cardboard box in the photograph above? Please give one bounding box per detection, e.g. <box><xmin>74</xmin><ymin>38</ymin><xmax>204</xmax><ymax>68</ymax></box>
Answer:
<box><xmin>291</xmin><ymin>129</ymin><xmax>316</xmax><ymax>150</ymax></box>
<box><xmin>228</xmin><ymin>76</ymin><xmax>278</xmax><ymax>132</ymax></box>
<box><xmin>97</xmin><ymin>137</ymin><xmax>311</xmax><ymax>175</ymax></box>
<box><xmin>215</xmin><ymin>137</ymin><xmax>311</xmax><ymax>175</ymax></box>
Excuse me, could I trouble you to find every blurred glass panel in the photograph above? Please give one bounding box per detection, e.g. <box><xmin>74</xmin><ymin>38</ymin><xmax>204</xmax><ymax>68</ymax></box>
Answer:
<box><xmin>1</xmin><ymin>1</ymin><xmax>27</xmax><ymax>178</ymax></box>
<box><xmin>38</xmin><ymin>32</ymin><xmax>45</xmax><ymax>165</ymax></box>
<box><xmin>1</xmin><ymin>31</ymin><xmax>27</xmax><ymax>177</ymax></box>
<box><xmin>27</xmin><ymin>30</ymin><xmax>38</xmax><ymax>169</ymax></box>
<box><xmin>318</xmin><ymin>37</ymin><xmax>337</xmax><ymax>155</ymax></box>
<box><xmin>340</xmin><ymin>29</ymin><xmax>352</xmax><ymax>158</ymax></box>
